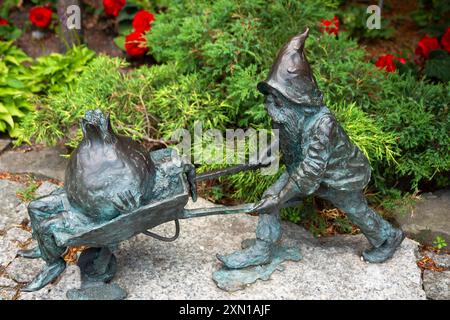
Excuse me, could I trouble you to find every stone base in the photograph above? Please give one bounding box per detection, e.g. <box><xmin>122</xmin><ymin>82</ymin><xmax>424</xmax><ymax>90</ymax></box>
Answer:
<box><xmin>213</xmin><ymin>241</ymin><xmax>302</xmax><ymax>292</ymax></box>
<box><xmin>66</xmin><ymin>282</ymin><xmax>127</xmax><ymax>300</ymax></box>
<box><xmin>0</xmin><ymin>145</ymin><xmax>68</xmax><ymax>181</ymax></box>
<box><xmin>1</xmin><ymin>193</ymin><xmax>427</xmax><ymax>300</ymax></box>
<box><xmin>110</xmin><ymin>212</ymin><xmax>425</xmax><ymax>300</ymax></box>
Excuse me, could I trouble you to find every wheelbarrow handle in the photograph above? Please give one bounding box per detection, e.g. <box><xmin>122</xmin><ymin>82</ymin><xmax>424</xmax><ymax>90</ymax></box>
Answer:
<box><xmin>181</xmin><ymin>203</ymin><xmax>256</xmax><ymax>219</ymax></box>
<box><xmin>180</xmin><ymin>198</ymin><xmax>303</xmax><ymax>220</ymax></box>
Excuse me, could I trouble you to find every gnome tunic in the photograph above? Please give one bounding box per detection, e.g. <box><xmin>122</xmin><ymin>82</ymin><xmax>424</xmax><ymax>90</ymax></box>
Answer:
<box><xmin>261</xmin><ymin>105</ymin><xmax>394</xmax><ymax>248</ymax></box>
<box><xmin>279</xmin><ymin>107</ymin><xmax>371</xmax><ymax>194</ymax></box>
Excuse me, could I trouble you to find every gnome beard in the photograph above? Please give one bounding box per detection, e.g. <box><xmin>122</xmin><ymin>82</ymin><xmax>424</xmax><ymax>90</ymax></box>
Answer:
<box><xmin>266</xmin><ymin>95</ymin><xmax>308</xmax><ymax>168</ymax></box>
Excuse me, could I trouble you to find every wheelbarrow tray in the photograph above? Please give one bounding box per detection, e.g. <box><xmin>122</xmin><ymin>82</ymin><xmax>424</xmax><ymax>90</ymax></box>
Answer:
<box><xmin>54</xmin><ymin>148</ymin><xmax>191</xmax><ymax>248</ymax></box>
<box><xmin>57</xmin><ymin>192</ymin><xmax>189</xmax><ymax>247</ymax></box>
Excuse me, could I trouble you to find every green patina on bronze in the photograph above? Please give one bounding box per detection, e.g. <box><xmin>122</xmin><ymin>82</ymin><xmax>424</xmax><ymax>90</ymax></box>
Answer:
<box><xmin>20</xmin><ymin>28</ymin><xmax>405</xmax><ymax>299</ymax></box>
<box><xmin>17</xmin><ymin>110</ymin><xmax>197</xmax><ymax>297</ymax></box>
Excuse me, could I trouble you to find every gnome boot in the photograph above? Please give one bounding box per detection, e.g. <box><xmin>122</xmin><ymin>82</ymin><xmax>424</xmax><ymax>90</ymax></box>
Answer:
<box><xmin>22</xmin><ymin>259</ymin><xmax>66</xmax><ymax>292</ymax></box>
<box><xmin>216</xmin><ymin>239</ymin><xmax>273</xmax><ymax>269</ymax></box>
<box><xmin>17</xmin><ymin>246</ymin><xmax>41</xmax><ymax>259</ymax></box>
<box><xmin>362</xmin><ymin>228</ymin><xmax>405</xmax><ymax>263</ymax></box>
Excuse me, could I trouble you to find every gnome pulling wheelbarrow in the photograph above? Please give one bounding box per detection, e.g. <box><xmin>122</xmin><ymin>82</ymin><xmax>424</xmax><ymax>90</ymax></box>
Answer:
<box><xmin>216</xmin><ymin>28</ymin><xmax>405</xmax><ymax>271</ymax></box>
<box><xmin>19</xmin><ymin>28</ymin><xmax>404</xmax><ymax>299</ymax></box>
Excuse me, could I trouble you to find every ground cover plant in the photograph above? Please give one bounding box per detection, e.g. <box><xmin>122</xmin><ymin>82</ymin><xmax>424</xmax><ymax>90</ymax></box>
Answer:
<box><xmin>0</xmin><ymin>41</ymin><xmax>94</xmax><ymax>140</ymax></box>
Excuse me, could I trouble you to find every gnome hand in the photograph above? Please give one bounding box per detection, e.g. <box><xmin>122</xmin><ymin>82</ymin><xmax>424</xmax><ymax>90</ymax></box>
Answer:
<box><xmin>112</xmin><ymin>190</ymin><xmax>140</xmax><ymax>213</ymax></box>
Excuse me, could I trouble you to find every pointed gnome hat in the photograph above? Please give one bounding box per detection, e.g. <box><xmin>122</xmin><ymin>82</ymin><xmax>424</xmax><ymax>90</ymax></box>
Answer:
<box><xmin>257</xmin><ymin>28</ymin><xmax>323</xmax><ymax>106</ymax></box>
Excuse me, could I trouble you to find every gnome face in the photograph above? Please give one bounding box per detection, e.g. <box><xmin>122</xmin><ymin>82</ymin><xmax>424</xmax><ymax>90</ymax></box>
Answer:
<box><xmin>258</xmin><ymin>28</ymin><xmax>323</xmax><ymax>107</ymax></box>
<box><xmin>265</xmin><ymin>91</ymin><xmax>307</xmax><ymax>139</ymax></box>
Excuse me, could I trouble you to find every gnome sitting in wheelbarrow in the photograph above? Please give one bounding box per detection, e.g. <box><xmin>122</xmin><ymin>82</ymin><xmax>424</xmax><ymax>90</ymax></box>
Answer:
<box><xmin>19</xmin><ymin>28</ymin><xmax>404</xmax><ymax>296</ymax></box>
<box><xmin>17</xmin><ymin>109</ymin><xmax>260</xmax><ymax>296</ymax></box>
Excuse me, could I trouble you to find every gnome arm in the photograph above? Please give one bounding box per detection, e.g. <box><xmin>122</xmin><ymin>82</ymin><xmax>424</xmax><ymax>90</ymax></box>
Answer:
<box><xmin>277</xmin><ymin>115</ymin><xmax>335</xmax><ymax>202</ymax></box>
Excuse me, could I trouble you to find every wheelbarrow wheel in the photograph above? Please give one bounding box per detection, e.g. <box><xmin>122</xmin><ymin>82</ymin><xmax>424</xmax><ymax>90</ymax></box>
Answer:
<box><xmin>77</xmin><ymin>247</ymin><xmax>117</xmax><ymax>283</ymax></box>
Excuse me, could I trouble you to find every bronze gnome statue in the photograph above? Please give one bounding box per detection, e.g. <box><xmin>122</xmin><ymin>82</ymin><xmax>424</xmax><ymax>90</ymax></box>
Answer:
<box><xmin>217</xmin><ymin>28</ymin><xmax>405</xmax><ymax>269</ymax></box>
<box><xmin>19</xmin><ymin>27</ymin><xmax>406</xmax><ymax>298</ymax></box>
<box><xmin>18</xmin><ymin>110</ymin><xmax>158</xmax><ymax>292</ymax></box>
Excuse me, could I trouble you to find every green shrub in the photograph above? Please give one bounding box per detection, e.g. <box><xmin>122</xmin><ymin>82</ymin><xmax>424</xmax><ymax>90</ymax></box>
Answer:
<box><xmin>371</xmin><ymin>71</ymin><xmax>450</xmax><ymax>189</ymax></box>
<box><xmin>411</xmin><ymin>0</ymin><xmax>450</xmax><ymax>34</ymax></box>
<box><xmin>423</xmin><ymin>49</ymin><xmax>450</xmax><ymax>82</ymax></box>
<box><xmin>338</xmin><ymin>5</ymin><xmax>395</xmax><ymax>40</ymax></box>
<box><xmin>0</xmin><ymin>41</ymin><xmax>33</xmax><ymax>138</ymax></box>
<box><xmin>146</xmin><ymin>0</ymin><xmax>447</xmax><ymax>193</ymax></box>
<box><xmin>0</xmin><ymin>42</ymin><xmax>94</xmax><ymax>142</ymax></box>
<box><xmin>307</xmin><ymin>32</ymin><xmax>449</xmax><ymax>191</ymax></box>
<box><xmin>22</xmin><ymin>46</ymin><xmax>95</xmax><ymax>94</ymax></box>
<box><xmin>0</xmin><ymin>0</ymin><xmax>21</xmax><ymax>40</ymax></box>
<box><xmin>23</xmin><ymin>0</ymin><xmax>449</xmax><ymax>211</ymax></box>
<box><xmin>21</xmin><ymin>56</ymin><xmax>125</xmax><ymax>146</ymax></box>
<box><xmin>21</xmin><ymin>57</ymin><xmax>231</xmax><ymax>148</ymax></box>
<box><xmin>0</xmin><ymin>0</ymin><xmax>20</xmax><ymax>18</ymax></box>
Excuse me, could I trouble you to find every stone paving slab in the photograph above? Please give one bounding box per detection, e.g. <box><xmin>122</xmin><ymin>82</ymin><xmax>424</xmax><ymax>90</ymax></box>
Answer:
<box><xmin>111</xmin><ymin>212</ymin><xmax>425</xmax><ymax>300</ymax></box>
<box><xmin>0</xmin><ymin>138</ymin><xmax>11</xmax><ymax>154</ymax></box>
<box><xmin>15</xmin><ymin>198</ymin><xmax>426</xmax><ymax>300</ymax></box>
<box><xmin>0</xmin><ymin>145</ymin><xmax>68</xmax><ymax>181</ymax></box>
<box><xmin>422</xmin><ymin>270</ymin><xmax>449</xmax><ymax>300</ymax></box>
<box><xmin>0</xmin><ymin>182</ymin><xmax>433</xmax><ymax>300</ymax></box>
<box><xmin>0</xmin><ymin>180</ymin><xmax>25</xmax><ymax>231</ymax></box>
<box><xmin>395</xmin><ymin>190</ymin><xmax>450</xmax><ymax>246</ymax></box>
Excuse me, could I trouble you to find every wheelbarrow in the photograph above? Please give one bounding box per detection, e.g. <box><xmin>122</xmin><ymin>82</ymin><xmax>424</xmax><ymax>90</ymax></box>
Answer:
<box><xmin>47</xmin><ymin>147</ymin><xmax>281</xmax><ymax>287</ymax></box>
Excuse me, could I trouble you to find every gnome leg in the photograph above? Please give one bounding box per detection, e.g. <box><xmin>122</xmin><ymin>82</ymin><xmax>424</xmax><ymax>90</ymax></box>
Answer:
<box><xmin>22</xmin><ymin>221</ymin><xmax>67</xmax><ymax>292</ymax></box>
<box><xmin>316</xmin><ymin>187</ymin><xmax>404</xmax><ymax>263</ymax></box>
<box><xmin>217</xmin><ymin>209</ymin><xmax>281</xmax><ymax>269</ymax></box>
<box><xmin>22</xmin><ymin>194</ymin><xmax>64</xmax><ymax>258</ymax></box>
<box><xmin>22</xmin><ymin>198</ymin><xmax>67</xmax><ymax>292</ymax></box>
<box><xmin>216</xmin><ymin>174</ymin><xmax>290</xmax><ymax>269</ymax></box>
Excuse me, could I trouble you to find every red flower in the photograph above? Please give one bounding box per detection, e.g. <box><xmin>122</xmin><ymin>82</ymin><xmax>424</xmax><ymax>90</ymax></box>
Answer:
<box><xmin>415</xmin><ymin>35</ymin><xmax>440</xmax><ymax>59</ymax></box>
<box><xmin>441</xmin><ymin>27</ymin><xmax>450</xmax><ymax>53</ymax></box>
<box><xmin>103</xmin><ymin>0</ymin><xmax>125</xmax><ymax>18</ymax></box>
<box><xmin>132</xmin><ymin>10</ymin><xmax>154</xmax><ymax>33</ymax></box>
<box><xmin>320</xmin><ymin>16</ymin><xmax>340</xmax><ymax>35</ymax></box>
<box><xmin>375</xmin><ymin>55</ymin><xmax>407</xmax><ymax>72</ymax></box>
<box><xmin>29</xmin><ymin>6</ymin><xmax>53</xmax><ymax>28</ymax></box>
<box><xmin>125</xmin><ymin>30</ymin><xmax>148</xmax><ymax>57</ymax></box>
<box><xmin>375</xmin><ymin>54</ymin><xmax>396</xmax><ymax>72</ymax></box>
<box><xmin>0</xmin><ymin>18</ymin><xmax>8</xmax><ymax>26</ymax></box>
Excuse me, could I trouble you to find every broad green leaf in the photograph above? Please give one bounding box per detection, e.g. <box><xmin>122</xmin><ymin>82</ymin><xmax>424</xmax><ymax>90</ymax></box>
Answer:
<box><xmin>0</xmin><ymin>102</ymin><xmax>8</xmax><ymax>113</ymax></box>
<box><xmin>0</xmin><ymin>112</ymin><xmax>14</xmax><ymax>128</ymax></box>
<box><xmin>114</xmin><ymin>36</ymin><xmax>126</xmax><ymax>50</ymax></box>
<box><xmin>5</xmin><ymin>103</ymin><xmax>25</xmax><ymax>117</ymax></box>
<box><xmin>0</xmin><ymin>87</ymin><xmax>25</xmax><ymax>96</ymax></box>
<box><xmin>8</xmin><ymin>125</ymin><xmax>25</xmax><ymax>139</ymax></box>
<box><xmin>118</xmin><ymin>23</ymin><xmax>133</xmax><ymax>36</ymax></box>
<box><xmin>5</xmin><ymin>77</ymin><xmax>25</xmax><ymax>89</ymax></box>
